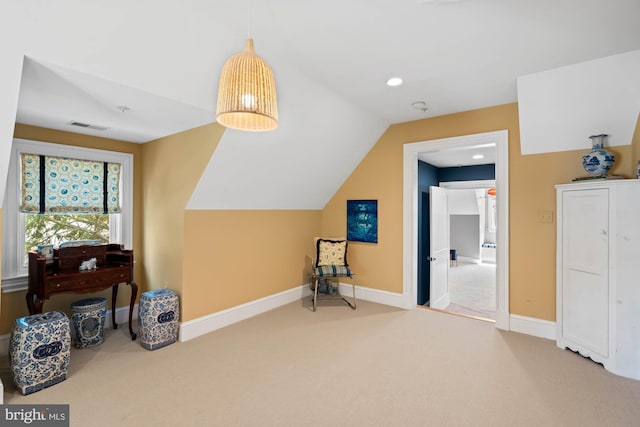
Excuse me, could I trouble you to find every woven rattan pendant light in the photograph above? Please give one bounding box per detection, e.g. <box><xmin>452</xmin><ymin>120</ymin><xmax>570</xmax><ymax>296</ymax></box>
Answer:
<box><xmin>216</xmin><ymin>38</ymin><xmax>278</xmax><ymax>131</ymax></box>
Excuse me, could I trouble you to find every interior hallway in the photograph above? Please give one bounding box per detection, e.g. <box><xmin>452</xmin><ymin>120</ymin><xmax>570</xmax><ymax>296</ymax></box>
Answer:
<box><xmin>445</xmin><ymin>258</ymin><xmax>496</xmax><ymax>320</ymax></box>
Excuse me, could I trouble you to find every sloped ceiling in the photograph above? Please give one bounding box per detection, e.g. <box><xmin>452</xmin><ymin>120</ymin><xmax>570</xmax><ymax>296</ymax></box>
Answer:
<box><xmin>518</xmin><ymin>50</ymin><xmax>640</xmax><ymax>155</ymax></box>
<box><xmin>1</xmin><ymin>0</ymin><xmax>640</xmax><ymax>207</ymax></box>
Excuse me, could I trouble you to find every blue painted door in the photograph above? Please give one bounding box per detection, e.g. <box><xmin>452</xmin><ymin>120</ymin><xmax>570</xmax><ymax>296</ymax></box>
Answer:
<box><xmin>417</xmin><ymin>191</ymin><xmax>430</xmax><ymax>305</ymax></box>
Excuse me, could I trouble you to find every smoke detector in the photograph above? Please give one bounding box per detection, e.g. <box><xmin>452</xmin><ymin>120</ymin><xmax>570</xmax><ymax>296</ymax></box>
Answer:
<box><xmin>412</xmin><ymin>101</ymin><xmax>428</xmax><ymax>112</ymax></box>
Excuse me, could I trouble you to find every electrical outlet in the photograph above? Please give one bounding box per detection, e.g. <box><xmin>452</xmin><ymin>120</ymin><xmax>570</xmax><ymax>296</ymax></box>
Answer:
<box><xmin>537</xmin><ymin>210</ymin><xmax>554</xmax><ymax>223</ymax></box>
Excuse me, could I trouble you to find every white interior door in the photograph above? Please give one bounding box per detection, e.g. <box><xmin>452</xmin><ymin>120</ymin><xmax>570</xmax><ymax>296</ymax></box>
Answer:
<box><xmin>429</xmin><ymin>186</ymin><xmax>450</xmax><ymax>309</ymax></box>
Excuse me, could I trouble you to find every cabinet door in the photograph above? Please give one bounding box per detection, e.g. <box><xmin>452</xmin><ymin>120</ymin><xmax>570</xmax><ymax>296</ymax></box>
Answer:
<box><xmin>562</xmin><ymin>189</ymin><xmax>609</xmax><ymax>357</ymax></box>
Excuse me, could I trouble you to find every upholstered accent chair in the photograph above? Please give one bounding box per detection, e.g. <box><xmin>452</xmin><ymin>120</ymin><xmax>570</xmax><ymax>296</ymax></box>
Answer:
<box><xmin>311</xmin><ymin>237</ymin><xmax>357</xmax><ymax>311</ymax></box>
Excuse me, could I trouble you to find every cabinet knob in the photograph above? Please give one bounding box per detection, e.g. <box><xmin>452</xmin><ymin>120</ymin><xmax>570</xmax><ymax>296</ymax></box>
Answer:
<box><xmin>56</xmin><ymin>283</ymin><xmax>61</xmax><ymax>288</ymax></box>
<box><xmin>601</xmin><ymin>230</ymin><xmax>607</xmax><ymax>236</ymax></box>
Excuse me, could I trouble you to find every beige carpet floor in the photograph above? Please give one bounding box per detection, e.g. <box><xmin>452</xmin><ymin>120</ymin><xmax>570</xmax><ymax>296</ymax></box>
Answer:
<box><xmin>3</xmin><ymin>299</ymin><xmax>640</xmax><ymax>426</ymax></box>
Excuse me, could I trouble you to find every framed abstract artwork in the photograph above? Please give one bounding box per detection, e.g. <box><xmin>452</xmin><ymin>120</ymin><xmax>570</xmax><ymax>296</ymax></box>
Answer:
<box><xmin>347</xmin><ymin>200</ymin><xmax>378</xmax><ymax>243</ymax></box>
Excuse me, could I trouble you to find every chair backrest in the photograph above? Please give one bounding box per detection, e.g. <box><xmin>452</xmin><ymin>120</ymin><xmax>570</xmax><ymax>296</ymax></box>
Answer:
<box><xmin>314</xmin><ymin>237</ymin><xmax>348</xmax><ymax>268</ymax></box>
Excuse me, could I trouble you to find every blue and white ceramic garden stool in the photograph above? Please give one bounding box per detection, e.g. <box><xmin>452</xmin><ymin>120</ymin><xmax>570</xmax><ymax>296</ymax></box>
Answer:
<box><xmin>70</xmin><ymin>297</ymin><xmax>107</xmax><ymax>349</ymax></box>
<box><xmin>9</xmin><ymin>311</ymin><xmax>71</xmax><ymax>395</ymax></box>
<box><xmin>138</xmin><ymin>289</ymin><xmax>179</xmax><ymax>350</ymax></box>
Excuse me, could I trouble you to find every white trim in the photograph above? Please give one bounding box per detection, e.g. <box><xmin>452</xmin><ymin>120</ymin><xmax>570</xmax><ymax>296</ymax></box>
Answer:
<box><xmin>440</xmin><ymin>179</ymin><xmax>495</xmax><ymax>189</ymax></box>
<box><xmin>0</xmin><ymin>304</ymin><xmax>138</xmax><ymax>356</ymax></box>
<box><xmin>338</xmin><ymin>283</ymin><xmax>406</xmax><ymax>308</ymax></box>
<box><xmin>179</xmin><ymin>282</ymin><xmax>409</xmax><ymax>342</ymax></box>
<box><xmin>509</xmin><ymin>314</ymin><xmax>556</xmax><ymax>341</ymax></box>
<box><xmin>403</xmin><ymin>130</ymin><xmax>510</xmax><ymax>329</ymax></box>
<box><xmin>108</xmin><ymin>303</ymin><xmax>140</xmax><ymax>329</ymax></box>
<box><xmin>1</xmin><ymin>276</ymin><xmax>27</xmax><ymax>293</ymax></box>
<box><xmin>180</xmin><ymin>285</ymin><xmax>313</xmax><ymax>342</ymax></box>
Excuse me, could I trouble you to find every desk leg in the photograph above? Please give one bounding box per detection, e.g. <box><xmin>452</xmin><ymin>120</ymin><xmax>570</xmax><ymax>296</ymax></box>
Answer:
<box><xmin>111</xmin><ymin>285</ymin><xmax>119</xmax><ymax>329</ymax></box>
<box><xmin>128</xmin><ymin>282</ymin><xmax>138</xmax><ymax>340</ymax></box>
<box><xmin>26</xmin><ymin>292</ymin><xmax>44</xmax><ymax>315</ymax></box>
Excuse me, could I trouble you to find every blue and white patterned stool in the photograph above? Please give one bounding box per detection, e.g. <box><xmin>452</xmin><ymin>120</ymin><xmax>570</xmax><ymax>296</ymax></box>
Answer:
<box><xmin>70</xmin><ymin>297</ymin><xmax>107</xmax><ymax>349</ymax></box>
<box><xmin>138</xmin><ymin>289</ymin><xmax>179</xmax><ymax>350</ymax></box>
<box><xmin>9</xmin><ymin>311</ymin><xmax>71</xmax><ymax>395</ymax></box>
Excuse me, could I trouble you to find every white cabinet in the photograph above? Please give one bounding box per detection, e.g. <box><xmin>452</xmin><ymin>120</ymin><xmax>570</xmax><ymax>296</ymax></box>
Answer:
<box><xmin>556</xmin><ymin>180</ymin><xmax>640</xmax><ymax>380</ymax></box>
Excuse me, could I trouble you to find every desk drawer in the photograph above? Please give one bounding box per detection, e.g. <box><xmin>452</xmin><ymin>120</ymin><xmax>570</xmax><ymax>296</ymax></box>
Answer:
<box><xmin>94</xmin><ymin>268</ymin><xmax>130</xmax><ymax>285</ymax></box>
<box><xmin>47</xmin><ymin>277</ymin><xmax>89</xmax><ymax>292</ymax></box>
<box><xmin>46</xmin><ymin>267</ymin><xmax>131</xmax><ymax>292</ymax></box>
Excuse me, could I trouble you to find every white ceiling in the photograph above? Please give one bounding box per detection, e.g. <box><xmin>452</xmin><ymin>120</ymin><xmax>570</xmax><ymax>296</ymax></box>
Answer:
<box><xmin>10</xmin><ymin>0</ymin><xmax>640</xmax><ymax>145</ymax></box>
<box><xmin>3</xmin><ymin>0</ymin><xmax>640</xmax><ymax>207</ymax></box>
<box><xmin>16</xmin><ymin>58</ymin><xmax>215</xmax><ymax>143</ymax></box>
<box><xmin>418</xmin><ymin>143</ymin><xmax>495</xmax><ymax>168</ymax></box>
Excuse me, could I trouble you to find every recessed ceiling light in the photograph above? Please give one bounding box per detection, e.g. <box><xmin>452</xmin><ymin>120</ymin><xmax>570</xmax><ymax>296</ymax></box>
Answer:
<box><xmin>387</xmin><ymin>77</ymin><xmax>403</xmax><ymax>87</ymax></box>
<box><xmin>472</xmin><ymin>154</ymin><xmax>484</xmax><ymax>160</ymax></box>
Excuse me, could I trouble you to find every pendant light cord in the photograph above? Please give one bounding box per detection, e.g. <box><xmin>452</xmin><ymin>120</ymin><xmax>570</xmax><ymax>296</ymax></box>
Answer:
<box><xmin>247</xmin><ymin>0</ymin><xmax>251</xmax><ymax>38</ymax></box>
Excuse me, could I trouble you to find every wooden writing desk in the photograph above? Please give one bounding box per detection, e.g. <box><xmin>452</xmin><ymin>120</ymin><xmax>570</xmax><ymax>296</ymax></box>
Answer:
<box><xmin>27</xmin><ymin>243</ymin><xmax>137</xmax><ymax>340</ymax></box>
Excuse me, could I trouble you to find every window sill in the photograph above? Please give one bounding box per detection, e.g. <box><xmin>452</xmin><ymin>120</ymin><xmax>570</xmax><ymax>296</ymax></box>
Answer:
<box><xmin>2</xmin><ymin>276</ymin><xmax>28</xmax><ymax>293</ymax></box>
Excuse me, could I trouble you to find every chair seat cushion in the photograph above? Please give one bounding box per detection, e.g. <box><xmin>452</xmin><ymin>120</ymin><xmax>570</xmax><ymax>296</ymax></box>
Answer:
<box><xmin>315</xmin><ymin>265</ymin><xmax>353</xmax><ymax>277</ymax></box>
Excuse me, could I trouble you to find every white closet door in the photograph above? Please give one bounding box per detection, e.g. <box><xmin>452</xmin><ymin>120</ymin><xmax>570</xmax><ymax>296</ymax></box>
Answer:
<box><xmin>562</xmin><ymin>188</ymin><xmax>609</xmax><ymax>357</ymax></box>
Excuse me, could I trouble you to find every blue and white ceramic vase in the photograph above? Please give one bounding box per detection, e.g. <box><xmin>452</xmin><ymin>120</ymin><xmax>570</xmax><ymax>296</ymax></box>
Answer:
<box><xmin>582</xmin><ymin>134</ymin><xmax>615</xmax><ymax>176</ymax></box>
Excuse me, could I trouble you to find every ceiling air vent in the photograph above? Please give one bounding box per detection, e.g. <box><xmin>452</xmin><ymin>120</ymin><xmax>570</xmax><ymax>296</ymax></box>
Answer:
<box><xmin>67</xmin><ymin>121</ymin><xmax>109</xmax><ymax>131</ymax></box>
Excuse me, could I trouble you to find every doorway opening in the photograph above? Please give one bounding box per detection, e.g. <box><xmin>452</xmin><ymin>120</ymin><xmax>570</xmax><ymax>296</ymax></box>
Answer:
<box><xmin>440</xmin><ymin>181</ymin><xmax>497</xmax><ymax>321</ymax></box>
<box><xmin>402</xmin><ymin>130</ymin><xmax>509</xmax><ymax>330</ymax></box>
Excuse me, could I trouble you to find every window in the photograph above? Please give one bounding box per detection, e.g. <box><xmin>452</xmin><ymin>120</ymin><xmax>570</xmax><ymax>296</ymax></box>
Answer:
<box><xmin>23</xmin><ymin>213</ymin><xmax>110</xmax><ymax>265</ymax></box>
<box><xmin>1</xmin><ymin>139</ymin><xmax>133</xmax><ymax>292</ymax></box>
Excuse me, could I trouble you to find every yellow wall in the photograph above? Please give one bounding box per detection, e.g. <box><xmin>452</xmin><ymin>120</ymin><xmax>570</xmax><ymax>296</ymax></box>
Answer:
<box><xmin>509</xmin><ymin>146</ymin><xmax>630</xmax><ymax>319</ymax></box>
<box><xmin>182</xmin><ymin>210</ymin><xmax>320</xmax><ymax>321</ymax></box>
<box><xmin>321</xmin><ymin>103</ymin><xmax>637</xmax><ymax>321</ymax></box>
<box><xmin>320</xmin><ymin>128</ymin><xmax>403</xmax><ymax>293</ymax></box>
<box><xmin>141</xmin><ymin>123</ymin><xmax>225</xmax><ymax>312</ymax></box>
<box><xmin>5</xmin><ymin>107</ymin><xmax>640</xmax><ymax>333</ymax></box>
<box><xmin>0</xmin><ymin>124</ymin><xmax>144</xmax><ymax>334</ymax></box>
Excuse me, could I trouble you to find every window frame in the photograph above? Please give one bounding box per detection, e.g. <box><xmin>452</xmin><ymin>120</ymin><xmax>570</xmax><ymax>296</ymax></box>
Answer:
<box><xmin>1</xmin><ymin>138</ymin><xmax>133</xmax><ymax>292</ymax></box>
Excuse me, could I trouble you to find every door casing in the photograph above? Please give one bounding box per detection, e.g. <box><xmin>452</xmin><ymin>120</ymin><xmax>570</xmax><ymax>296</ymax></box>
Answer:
<box><xmin>402</xmin><ymin>130</ymin><xmax>509</xmax><ymax>330</ymax></box>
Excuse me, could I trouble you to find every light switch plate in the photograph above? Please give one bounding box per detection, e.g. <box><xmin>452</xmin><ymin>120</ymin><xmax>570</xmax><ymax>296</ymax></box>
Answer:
<box><xmin>537</xmin><ymin>210</ymin><xmax>554</xmax><ymax>223</ymax></box>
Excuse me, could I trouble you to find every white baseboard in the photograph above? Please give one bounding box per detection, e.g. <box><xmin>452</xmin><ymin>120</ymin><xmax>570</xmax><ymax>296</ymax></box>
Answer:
<box><xmin>178</xmin><ymin>283</ymin><xmax>556</xmax><ymax>345</ymax></box>
<box><xmin>110</xmin><ymin>303</ymin><xmax>140</xmax><ymax>328</ymax></box>
<box><xmin>180</xmin><ymin>285</ymin><xmax>313</xmax><ymax>342</ymax></box>
<box><xmin>338</xmin><ymin>283</ymin><xmax>406</xmax><ymax>309</ymax></box>
<box><xmin>509</xmin><ymin>314</ymin><xmax>556</xmax><ymax>340</ymax></box>
<box><xmin>180</xmin><ymin>282</ymin><xmax>407</xmax><ymax>342</ymax></box>
<box><xmin>0</xmin><ymin>304</ymin><xmax>138</xmax><ymax>356</ymax></box>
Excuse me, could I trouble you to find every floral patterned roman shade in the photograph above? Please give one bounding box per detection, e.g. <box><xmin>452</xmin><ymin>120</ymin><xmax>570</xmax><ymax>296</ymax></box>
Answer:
<box><xmin>20</xmin><ymin>153</ymin><xmax>121</xmax><ymax>214</ymax></box>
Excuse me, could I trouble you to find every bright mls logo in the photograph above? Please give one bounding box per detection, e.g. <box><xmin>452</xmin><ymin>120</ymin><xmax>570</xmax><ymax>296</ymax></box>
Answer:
<box><xmin>1</xmin><ymin>405</ymin><xmax>69</xmax><ymax>426</ymax></box>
